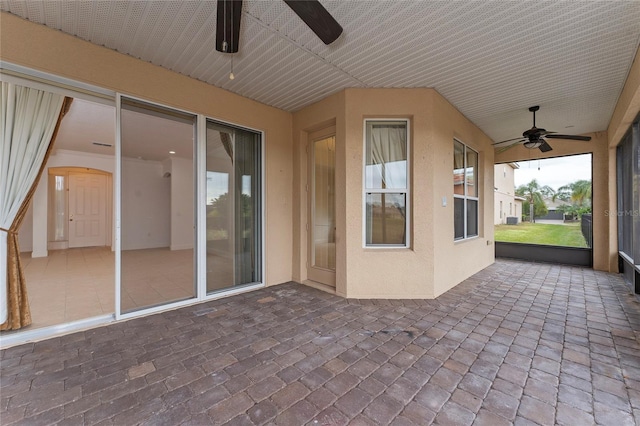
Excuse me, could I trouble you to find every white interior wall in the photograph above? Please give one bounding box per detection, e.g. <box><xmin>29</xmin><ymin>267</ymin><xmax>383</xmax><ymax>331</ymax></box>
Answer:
<box><xmin>168</xmin><ymin>157</ymin><xmax>194</xmax><ymax>251</ymax></box>
<box><xmin>121</xmin><ymin>157</ymin><xmax>171</xmax><ymax>250</ymax></box>
<box><xmin>25</xmin><ymin>149</ymin><xmax>172</xmax><ymax>255</ymax></box>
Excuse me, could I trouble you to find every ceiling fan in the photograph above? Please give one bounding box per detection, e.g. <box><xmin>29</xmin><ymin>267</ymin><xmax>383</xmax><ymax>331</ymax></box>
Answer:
<box><xmin>215</xmin><ymin>0</ymin><xmax>343</xmax><ymax>54</ymax></box>
<box><xmin>493</xmin><ymin>106</ymin><xmax>591</xmax><ymax>153</ymax></box>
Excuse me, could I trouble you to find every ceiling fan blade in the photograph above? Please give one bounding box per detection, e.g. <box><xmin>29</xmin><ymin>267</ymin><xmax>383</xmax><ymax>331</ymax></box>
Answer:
<box><xmin>496</xmin><ymin>141</ymin><xmax>522</xmax><ymax>154</ymax></box>
<box><xmin>493</xmin><ymin>137</ymin><xmax>525</xmax><ymax>146</ymax></box>
<box><xmin>538</xmin><ymin>141</ymin><xmax>553</xmax><ymax>152</ymax></box>
<box><xmin>284</xmin><ymin>0</ymin><xmax>343</xmax><ymax>45</ymax></box>
<box><xmin>216</xmin><ymin>0</ymin><xmax>243</xmax><ymax>53</ymax></box>
<box><xmin>545</xmin><ymin>134</ymin><xmax>592</xmax><ymax>141</ymax></box>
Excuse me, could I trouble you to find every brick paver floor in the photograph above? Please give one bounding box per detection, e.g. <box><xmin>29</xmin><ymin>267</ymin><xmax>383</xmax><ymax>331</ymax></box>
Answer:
<box><xmin>2</xmin><ymin>259</ymin><xmax>640</xmax><ymax>425</ymax></box>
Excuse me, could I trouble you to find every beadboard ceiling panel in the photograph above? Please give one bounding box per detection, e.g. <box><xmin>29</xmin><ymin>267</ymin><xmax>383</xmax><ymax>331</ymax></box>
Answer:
<box><xmin>2</xmin><ymin>0</ymin><xmax>640</xmax><ymax>143</ymax></box>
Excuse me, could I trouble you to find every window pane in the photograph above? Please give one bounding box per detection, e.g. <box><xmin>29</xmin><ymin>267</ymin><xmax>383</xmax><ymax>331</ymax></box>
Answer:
<box><xmin>120</xmin><ymin>99</ymin><xmax>196</xmax><ymax>314</ymax></box>
<box><xmin>466</xmin><ymin>148</ymin><xmax>478</xmax><ymax>197</ymax></box>
<box><xmin>313</xmin><ymin>136</ymin><xmax>336</xmax><ymax>270</ymax></box>
<box><xmin>365</xmin><ymin>122</ymin><xmax>407</xmax><ymax>189</ymax></box>
<box><xmin>206</xmin><ymin>121</ymin><xmax>262</xmax><ymax>293</ymax></box>
<box><xmin>454</xmin><ymin>197</ymin><xmax>464</xmax><ymax>239</ymax></box>
<box><xmin>235</xmin><ymin>131</ymin><xmax>261</xmax><ymax>285</ymax></box>
<box><xmin>454</xmin><ymin>139</ymin><xmax>480</xmax><ymax>240</ymax></box>
<box><xmin>454</xmin><ymin>140</ymin><xmax>464</xmax><ymax>195</ymax></box>
<box><xmin>366</xmin><ymin>193</ymin><xmax>406</xmax><ymax>245</ymax></box>
<box><xmin>50</xmin><ymin>175</ymin><xmax>67</xmax><ymax>241</ymax></box>
<box><xmin>206</xmin><ymin>127</ymin><xmax>233</xmax><ymax>292</ymax></box>
<box><xmin>617</xmin><ymin>137</ymin><xmax>630</xmax><ymax>254</ymax></box>
<box><xmin>467</xmin><ymin>199</ymin><xmax>478</xmax><ymax>237</ymax></box>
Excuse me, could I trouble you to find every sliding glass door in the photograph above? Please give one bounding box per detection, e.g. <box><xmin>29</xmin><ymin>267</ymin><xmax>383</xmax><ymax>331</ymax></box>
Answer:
<box><xmin>117</xmin><ymin>97</ymin><xmax>263</xmax><ymax>318</ymax></box>
<box><xmin>205</xmin><ymin>121</ymin><xmax>262</xmax><ymax>293</ymax></box>
<box><xmin>119</xmin><ymin>98</ymin><xmax>196</xmax><ymax>314</ymax></box>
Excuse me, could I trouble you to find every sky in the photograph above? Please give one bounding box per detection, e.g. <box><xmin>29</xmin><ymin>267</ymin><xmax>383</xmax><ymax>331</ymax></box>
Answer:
<box><xmin>512</xmin><ymin>153</ymin><xmax>592</xmax><ymax>191</ymax></box>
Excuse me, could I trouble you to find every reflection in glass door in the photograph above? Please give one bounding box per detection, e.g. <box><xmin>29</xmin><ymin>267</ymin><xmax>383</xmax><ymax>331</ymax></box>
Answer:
<box><xmin>206</xmin><ymin>121</ymin><xmax>261</xmax><ymax>293</ymax></box>
<box><xmin>119</xmin><ymin>99</ymin><xmax>196</xmax><ymax>314</ymax></box>
<box><xmin>309</xmin><ymin>133</ymin><xmax>336</xmax><ymax>286</ymax></box>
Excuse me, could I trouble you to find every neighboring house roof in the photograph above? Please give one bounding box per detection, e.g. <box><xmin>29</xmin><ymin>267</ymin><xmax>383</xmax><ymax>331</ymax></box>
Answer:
<box><xmin>544</xmin><ymin>197</ymin><xmax>570</xmax><ymax>209</ymax></box>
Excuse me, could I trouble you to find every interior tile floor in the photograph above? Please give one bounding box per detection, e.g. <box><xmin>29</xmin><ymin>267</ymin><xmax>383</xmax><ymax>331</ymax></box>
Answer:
<box><xmin>20</xmin><ymin>247</ymin><xmax>115</xmax><ymax>328</ymax></box>
<box><xmin>20</xmin><ymin>247</ymin><xmax>248</xmax><ymax>330</ymax></box>
<box><xmin>121</xmin><ymin>248</ymin><xmax>195</xmax><ymax>313</ymax></box>
<box><xmin>2</xmin><ymin>259</ymin><xmax>639</xmax><ymax>425</ymax></box>
<box><xmin>20</xmin><ymin>247</ymin><xmax>199</xmax><ymax>329</ymax></box>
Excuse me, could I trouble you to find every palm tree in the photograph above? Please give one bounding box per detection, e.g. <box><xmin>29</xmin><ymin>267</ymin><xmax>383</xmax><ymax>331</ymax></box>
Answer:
<box><xmin>554</xmin><ymin>180</ymin><xmax>592</xmax><ymax>219</ymax></box>
<box><xmin>570</xmin><ymin>180</ymin><xmax>591</xmax><ymax>207</ymax></box>
<box><xmin>554</xmin><ymin>180</ymin><xmax>591</xmax><ymax>205</ymax></box>
<box><xmin>516</xmin><ymin>179</ymin><xmax>552</xmax><ymax>223</ymax></box>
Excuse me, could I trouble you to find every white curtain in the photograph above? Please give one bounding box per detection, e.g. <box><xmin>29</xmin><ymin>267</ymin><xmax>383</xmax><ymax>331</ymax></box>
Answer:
<box><xmin>368</xmin><ymin>124</ymin><xmax>407</xmax><ymax>189</ymax></box>
<box><xmin>1</xmin><ymin>82</ymin><xmax>65</xmax><ymax>324</ymax></box>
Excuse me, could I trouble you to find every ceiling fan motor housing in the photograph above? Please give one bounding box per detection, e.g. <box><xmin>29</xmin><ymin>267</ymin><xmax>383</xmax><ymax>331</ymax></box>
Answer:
<box><xmin>523</xmin><ymin>127</ymin><xmax>546</xmax><ymax>138</ymax></box>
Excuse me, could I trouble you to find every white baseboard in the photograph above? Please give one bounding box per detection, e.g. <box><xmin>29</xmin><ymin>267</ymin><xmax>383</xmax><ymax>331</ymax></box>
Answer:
<box><xmin>31</xmin><ymin>249</ymin><xmax>48</xmax><ymax>258</ymax></box>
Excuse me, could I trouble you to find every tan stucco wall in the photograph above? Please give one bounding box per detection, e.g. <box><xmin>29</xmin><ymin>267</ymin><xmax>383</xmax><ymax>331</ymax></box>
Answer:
<box><xmin>0</xmin><ymin>12</ymin><xmax>294</xmax><ymax>286</ymax></box>
<box><xmin>293</xmin><ymin>88</ymin><xmax>495</xmax><ymax>299</ymax></box>
<box><xmin>344</xmin><ymin>88</ymin><xmax>433</xmax><ymax>298</ymax></box>
<box><xmin>430</xmin><ymin>92</ymin><xmax>495</xmax><ymax>297</ymax></box>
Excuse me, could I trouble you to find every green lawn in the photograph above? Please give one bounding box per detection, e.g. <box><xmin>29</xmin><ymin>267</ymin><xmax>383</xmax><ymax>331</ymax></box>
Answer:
<box><xmin>494</xmin><ymin>222</ymin><xmax>588</xmax><ymax>248</ymax></box>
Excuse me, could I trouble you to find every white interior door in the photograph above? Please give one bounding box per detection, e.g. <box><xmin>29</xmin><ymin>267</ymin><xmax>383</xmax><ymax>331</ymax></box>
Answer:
<box><xmin>68</xmin><ymin>172</ymin><xmax>107</xmax><ymax>248</ymax></box>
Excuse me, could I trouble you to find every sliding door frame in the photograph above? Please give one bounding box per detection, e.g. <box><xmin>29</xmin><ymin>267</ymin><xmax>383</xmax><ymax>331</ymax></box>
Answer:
<box><xmin>115</xmin><ymin>94</ymin><xmax>200</xmax><ymax>319</ymax></box>
<box><xmin>200</xmin><ymin>118</ymin><xmax>266</xmax><ymax>299</ymax></box>
<box><xmin>0</xmin><ymin>61</ymin><xmax>267</xmax><ymax>332</ymax></box>
<box><xmin>0</xmin><ymin>63</ymin><xmax>118</xmax><ymax>347</ymax></box>
<box><xmin>197</xmin><ymin>118</ymin><xmax>266</xmax><ymax>301</ymax></box>
<box><xmin>115</xmin><ymin>93</ymin><xmax>266</xmax><ymax>321</ymax></box>
<box><xmin>0</xmin><ymin>61</ymin><xmax>266</xmax><ymax>340</ymax></box>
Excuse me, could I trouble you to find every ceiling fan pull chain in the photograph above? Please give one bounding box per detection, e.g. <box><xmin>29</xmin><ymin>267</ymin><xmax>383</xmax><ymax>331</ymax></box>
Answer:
<box><xmin>230</xmin><ymin>55</ymin><xmax>235</xmax><ymax>80</ymax></box>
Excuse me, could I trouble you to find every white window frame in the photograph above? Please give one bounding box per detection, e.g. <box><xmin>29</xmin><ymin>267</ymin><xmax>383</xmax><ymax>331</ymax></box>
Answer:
<box><xmin>454</xmin><ymin>139</ymin><xmax>479</xmax><ymax>241</ymax></box>
<box><xmin>362</xmin><ymin>119</ymin><xmax>410</xmax><ymax>248</ymax></box>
